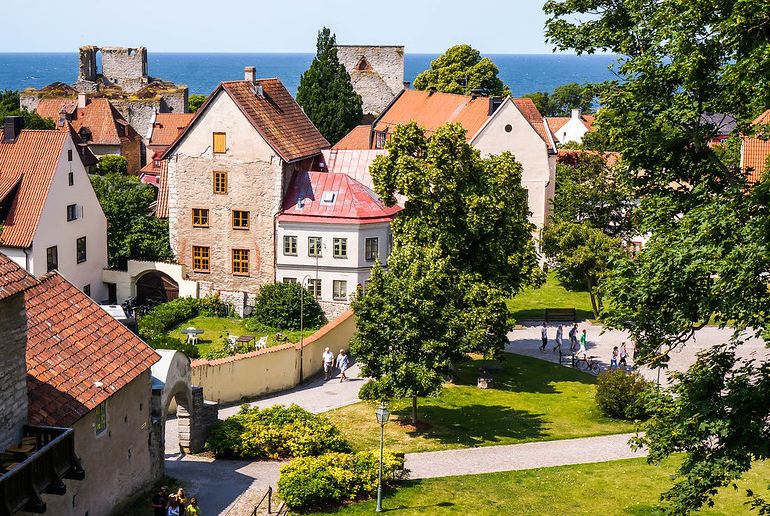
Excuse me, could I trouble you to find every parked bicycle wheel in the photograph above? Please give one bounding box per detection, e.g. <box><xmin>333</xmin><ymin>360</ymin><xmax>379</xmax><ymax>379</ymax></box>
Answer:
<box><xmin>590</xmin><ymin>363</ymin><xmax>601</xmax><ymax>374</ymax></box>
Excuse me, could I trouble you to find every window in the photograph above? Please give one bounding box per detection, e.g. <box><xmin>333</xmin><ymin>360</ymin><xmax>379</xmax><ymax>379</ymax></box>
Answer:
<box><xmin>213</xmin><ymin>132</ymin><xmax>227</xmax><ymax>154</ymax></box>
<box><xmin>67</xmin><ymin>204</ymin><xmax>78</xmax><ymax>221</ymax></box>
<box><xmin>333</xmin><ymin>238</ymin><xmax>347</xmax><ymax>258</ymax></box>
<box><xmin>192</xmin><ymin>246</ymin><xmax>210</xmax><ymax>272</ymax></box>
<box><xmin>76</xmin><ymin>237</ymin><xmax>87</xmax><ymax>263</ymax></box>
<box><xmin>307</xmin><ymin>278</ymin><xmax>322</xmax><ymax>298</ymax></box>
<box><xmin>283</xmin><ymin>235</ymin><xmax>297</xmax><ymax>256</ymax></box>
<box><xmin>213</xmin><ymin>171</ymin><xmax>228</xmax><ymax>194</ymax></box>
<box><xmin>232</xmin><ymin>210</ymin><xmax>249</xmax><ymax>229</ymax></box>
<box><xmin>283</xmin><ymin>277</ymin><xmax>297</xmax><ymax>283</ymax></box>
<box><xmin>333</xmin><ymin>280</ymin><xmax>347</xmax><ymax>301</ymax></box>
<box><xmin>308</xmin><ymin>236</ymin><xmax>323</xmax><ymax>257</ymax></box>
<box><xmin>83</xmin><ymin>284</ymin><xmax>91</xmax><ymax>297</ymax></box>
<box><xmin>321</xmin><ymin>191</ymin><xmax>337</xmax><ymax>205</ymax></box>
<box><xmin>192</xmin><ymin>208</ymin><xmax>209</xmax><ymax>227</ymax></box>
<box><xmin>232</xmin><ymin>249</ymin><xmax>250</xmax><ymax>276</ymax></box>
<box><xmin>374</xmin><ymin>131</ymin><xmax>387</xmax><ymax>149</ymax></box>
<box><xmin>94</xmin><ymin>401</ymin><xmax>107</xmax><ymax>435</ymax></box>
<box><xmin>365</xmin><ymin>237</ymin><xmax>379</xmax><ymax>261</ymax></box>
<box><xmin>68</xmin><ymin>171</ymin><xmax>74</xmax><ymax>186</ymax></box>
<box><xmin>46</xmin><ymin>246</ymin><xmax>58</xmax><ymax>272</ymax></box>
<box><xmin>67</xmin><ymin>149</ymin><xmax>73</xmax><ymax>162</ymax></box>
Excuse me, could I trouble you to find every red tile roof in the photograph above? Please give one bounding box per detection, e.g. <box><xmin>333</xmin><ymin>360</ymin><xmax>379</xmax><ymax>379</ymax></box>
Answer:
<box><xmin>279</xmin><ymin>171</ymin><xmax>400</xmax><ymax>224</ymax></box>
<box><xmin>164</xmin><ymin>79</ymin><xmax>329</xmax><ymax>163</ymax></box>
<box><xmin>512</xmin><ymin>98</ymin><xmax>551</xmax><ymax>145</ymax></box>
<box><xmin>149</xmin><ymin>113</ymin><xmax>194</xmax><ymax>147</ymax></box>
<box><xmin>0</xmin><ymin>130</ymin><xmax>68</xmax><ymax>248</ymax></box>
<box><xmin>321</xmin><ymin>148</ymin><xmax>406</xmax><ymax>206</ymax></box>
<box><xmin>35</xmin><ymin>99</ymin><xmax>78</xmax><ymax>126</ymax></box>
<box><xmin>70</xmin><ymin>99</ymin><xmax>140</xmax><ymax>146</ymax></box>
<box><xmin>25</xmin><ymin>273</ymin><xmax>160</xmax><ymax>427</ymax></box>
<box><xmin>545</xmin><ymin>114</ymin><xmax>596</xmax><ymax>135</ymax></box>
<box><xmin>0</xmin><ymin>252</ymin><xmax>37</xmax><ymax>301</ymax></box>
<box><xmin>155</xmin><ymin>160</ymin><xmax>169</xmax><ymax>219</ymax></box>
<box><xmin>742</xmin><ymin>109</ymin><xmax>770</xmax><ymax>183</ymax></box>
<box><xmin>333</xmin><ymin>125</ymin><xmax>372</xmax><ymax>150</ymax></box>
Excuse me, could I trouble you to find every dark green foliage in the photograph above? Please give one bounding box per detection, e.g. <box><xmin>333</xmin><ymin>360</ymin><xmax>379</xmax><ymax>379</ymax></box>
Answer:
<box><xmin>90</xmin><ymin>172</ymin><xmax>172</xmax><ymax>269</ymax></box>
<box><xmin>277</xmin><ymin>450</ymin><xmax>405</xmax><ymax>511</ymax></box>
<box><xmin>145</xmin><ymin>334</ymin><xmax>200</xmax><ymax>359</ymax></box>
<box><xmin>413</xmin><ymin>44</ymin><xmax>509</xmax><ymax>96</ymax></box>
<box><xmin>595</xmin><ymin>369</ymin><xmax>652</xmax><ymax>420</ymax></box>
<box><xmin>249</xmin><ymin>281</ymin><xmax>325</xmax><ymax>331</ymax></box>
<box><xmin>188</xmin><ymin>94</ymin><xmax>206</xmax><ymax>113</ymax></box>
<box><xmin>522</xmin><ymin>82</ymin><xmax>598</xmax><ymax>117</ymax></box>
<box><xmin>0</xmin><ymin>90</ymin><xmax>55</xmax><ymax>130</ymax></box>
<box><xmin>95</xmin><ymin>155</ymin><xmax>128</xmax><ymax>175</ymax></box>
<box><xmin>138</xmin><ymin>296</ymin><xmax>228</xmax><ymax>355</ymax></box>
<box><xmin>204</xmin><ymin>404</ymin><xmax>351</xmax><ymax>459</ymax></box>
<box><xmin>296</xmin><ymin>27</ymin><xmax>362</xmax><ymax>144</ymax></box>
<box><xmin>357</xmin><ymin>379</ymin><xmax>392</xmax><ymax>402</ymax></box>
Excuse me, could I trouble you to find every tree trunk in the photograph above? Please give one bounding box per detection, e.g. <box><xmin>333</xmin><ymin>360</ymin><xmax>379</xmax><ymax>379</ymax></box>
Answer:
<box><xmin>586</xmin><ymin>276</ymin><xmax>600</xmax><ymax>319</ymax></box>
<box><xmin>411</xmin><ymin>395</ymin><xmax>418</xmax><ymax>425</ymax></box>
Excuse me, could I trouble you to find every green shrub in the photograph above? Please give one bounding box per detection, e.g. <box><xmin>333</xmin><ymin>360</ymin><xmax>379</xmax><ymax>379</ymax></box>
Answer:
<box><xmin>249</xmin><ymin>282</ymin><xmax>326</xmax><ymax>330</ymax></box>
<box><xmin>595</xmin><ymin>369</ymin><xmax>653</xmax><ymax>420</ymax></box>
<box><xmin>358</xmin><ymin>379</ymin><xmax>392</xmax><ymax>402</ymax></box>
<box><xmin>146</xmin><ymin>334</ymin><xmax>200</xmax><ymax>359</ymax></box>
<box><xmin>205</xmin><ymin>404</ymin><xmax>350</xmax><ymax>459</ymax></box>
<box><xmin>278</xmin><ymin>451</ymin><xmax>406</xmax><ymax>511</ymax></box>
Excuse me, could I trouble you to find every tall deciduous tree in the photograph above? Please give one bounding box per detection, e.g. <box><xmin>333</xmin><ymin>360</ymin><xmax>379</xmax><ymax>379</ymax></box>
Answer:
<box><xmin>351</xmin><ymin>122</ymin><xmax>542</xmax><ymax>423</ymax></box>
<box><xmin>546</xmin><ymin>0</ymin><xmax>770</xmax><ymax>513</ymax></box>
<box><xmin>413</xmin><ymin>44</ymin><xmax>510</xmax><ymax>96</ymax></box>
<box><xmin>523</xmin><ymin>82</ymin><xmax>598</xmax><ymax>117</ymax></box>
<box><xmin>296</xmin><ymin>27</ymin><xmax>362</xmax><ymax>145</ymax></box>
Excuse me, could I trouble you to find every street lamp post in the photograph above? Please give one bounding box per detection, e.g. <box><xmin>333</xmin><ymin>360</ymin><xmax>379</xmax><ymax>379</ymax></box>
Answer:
<box><xmin>374</xmin><ymin>402</ymin><xmax>390</xmax><ymax>513</ymax></box>
<box><xmin>299</xmin><ymin>274</ymin><xmax>312</xmax><ymax>384</ymax></box>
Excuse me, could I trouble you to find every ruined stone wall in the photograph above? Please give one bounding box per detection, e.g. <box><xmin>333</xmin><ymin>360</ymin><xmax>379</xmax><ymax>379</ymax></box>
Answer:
<box><xmin>161</xmin><ymin>91</ymin><xmax>188</xmax><ymax>114</ymax></box>
<box><xmin>78</xmin><ymin>45</ymin><xmax>98</xmax><ymax>83</ymax></box>
<box><xmin>0</xmin><ymin>293</ymin><xmax>28</xmax><ymax>452</ymax></box>
<box><xmin>19</xmin><ymin>93</ymin><xmax>40</xmax><ymax>113</ymax></box>
<box><xmin>101</xmin><ymin>47</ymin><xmax>149</xmax><ymax>93</ymax></box>
<box><xmin>111</xmin><ymin>99</ymin><xmax>160</xmax><ymax>144</ymax></box>
<box><xmin>336</xmin><ymin>45</ymin><xmax>405</xmax><ymax>116</ymax></box>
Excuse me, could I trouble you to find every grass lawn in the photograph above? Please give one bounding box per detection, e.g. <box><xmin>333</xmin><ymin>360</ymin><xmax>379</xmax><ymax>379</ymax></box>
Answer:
<box><xmin>507</xmin><ymin>272</ymin><xmax>594</xmax><ymax>322</ymax></box>
<box><xmin>168</xmin><ymin>315</ymin><xmax>318</xmax><ymax>357</ymax></box>
<box><xmin>324</xmin><ymin>354</ymin><xmax>634</xmax><ymax>454</ymax></box>
<box><xmin>315</xmin><ymin>457</ymin><xmax>770</xmax><ymax>515</ymax></box>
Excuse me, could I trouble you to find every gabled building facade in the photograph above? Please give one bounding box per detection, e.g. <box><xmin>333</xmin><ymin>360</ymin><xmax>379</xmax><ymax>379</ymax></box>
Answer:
<box><xmin>0</xmin><ymin>118</ymin><xmax>109</xmax><ymax>301</ymax></box>
<box><xmin>546</xmin><ymin>109</ymin><xmax>595</xmax><ymax>145</ymax></box>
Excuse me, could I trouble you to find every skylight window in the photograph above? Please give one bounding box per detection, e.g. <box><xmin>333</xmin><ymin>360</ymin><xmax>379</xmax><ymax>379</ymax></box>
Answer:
<box><xmin>321</xmin><ymin>191</ymin><xmax>337</xmax><ymax>205</ymax></box>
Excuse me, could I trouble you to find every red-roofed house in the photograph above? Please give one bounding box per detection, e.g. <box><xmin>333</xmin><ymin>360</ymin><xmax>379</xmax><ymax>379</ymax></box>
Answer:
<box><xmin>335</xmin><ymin>89</ymin><xmax>558</xmax><ymax>229</ymax></box>
<box><xmin>140</xmin><ymin>112</ymin><xmax>195</xmax><ymax>183</ymax></box>
<box><xmin>0</xmin><ymin>118</ymin><xmax>108</xmax><ymax>301</ymax></box>
<box><xmin>161</xmin><ymin>67</ymin><xmax>329</xmax><ymax>295</ymax></box>
<box><xmin>741</xmin><ymin>108</ymin><xmax>770</xmax><ymax>183</ymax></box>
<box><xmin>277</xmin><ymin>171</ymin><xmax>399</xmax><ymax>316</ymax></box>
<box><xmin>546</xmin><ymin>109</ymin><xmax>595</xmax><ymax>145</ymax></box>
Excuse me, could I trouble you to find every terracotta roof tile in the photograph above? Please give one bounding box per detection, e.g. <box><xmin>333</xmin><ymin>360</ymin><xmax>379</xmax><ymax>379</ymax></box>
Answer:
<box><xmin>70</xmin><ymin>99</ymin><xmax>140</xmax><ymax>146</ymax></box>
<box><xmin>0</xmin><ymin>252</ymin><xmax>37</xmax><ymax>301</ymax></box>
<box><xmin>0</xmin><ymin>130</ymin><xmax>68</xmax><ymax>248</ymax></box>
<box><xmin>148</xmin><ymin>113</ymin><xmax>194</xmax><ymax>147</ymax></box>
<box><xmin>25</xmin><ymin>273</ymin><xmax>160</xmax><ymax>427</ymax></box>
<box><xmin>156</xmin><ymin>160</ymin><xmax>169</xmax><ymax>218</ymax></box>
<box><xmin>742</xmin><ymin>109</ymin><xmax>770</xmax><ymax>183</ymax></box>
<box><xmin>35</xmin><ymin>99</ymin><xmax>78</xmax><ymax>126</ymax></box>
<box><xmin>512</xmin><ymin>98</ymin><xmax>550</xmax><ymax>145</ymax></box>
<box><xmin>545</xmin><ymin>115</ymin><xmax>596</xmax><ymax>135</ymax></box>
<box><xmin>333</xmin><ymin>125</ymin><xmax>372</xmax><ymax>150</ymax></box>
<box><xmin>279</xmin><ymin>171</ymin><xmax>400</xmax><ymax>224</ymax></box>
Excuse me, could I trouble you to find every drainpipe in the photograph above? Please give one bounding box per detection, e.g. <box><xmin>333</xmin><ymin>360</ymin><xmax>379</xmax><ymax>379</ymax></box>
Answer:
<box><xmin>23</xmin><ymin>247</ymin><xmax>31</xmax><ymax>272</ymax></box>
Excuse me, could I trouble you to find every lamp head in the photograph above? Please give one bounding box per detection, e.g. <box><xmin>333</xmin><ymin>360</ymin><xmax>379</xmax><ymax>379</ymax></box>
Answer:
<box><xmin>375</xmin><ymin>402</ymin><xmax>390</xmax><ymax>425</ymax></box>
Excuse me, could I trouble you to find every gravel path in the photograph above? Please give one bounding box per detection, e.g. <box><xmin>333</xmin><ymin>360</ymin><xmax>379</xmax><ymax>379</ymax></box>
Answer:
<box><xmin>405</xmin><ymin>433</ymin><xmax>644</xmax><ymax>479</ymax></box>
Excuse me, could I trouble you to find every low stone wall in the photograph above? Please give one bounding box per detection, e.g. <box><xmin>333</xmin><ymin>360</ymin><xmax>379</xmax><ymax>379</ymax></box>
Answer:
<box><xmin>191</xmin><ymin>310</ymin><xmax>356</xmax><ymax>404</ymax></box>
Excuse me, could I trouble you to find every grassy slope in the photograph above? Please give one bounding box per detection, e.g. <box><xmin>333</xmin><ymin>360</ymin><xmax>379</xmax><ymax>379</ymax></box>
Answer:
<box><xmin>325</xmin><ymin>355</ymin><xmax>634</xmax><ymax>454</ymax></box>
<box><xmin>507</xmin><ymin>272</ymin><xmax>594</xmax><ymax>322</ymax></box>
<box><xmin>318</xmin><ymin>457</ymin><xmax>770</xmax><ymax>515</ymax></box>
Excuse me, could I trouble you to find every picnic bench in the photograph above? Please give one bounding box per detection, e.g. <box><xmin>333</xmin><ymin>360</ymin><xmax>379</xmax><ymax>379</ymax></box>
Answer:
<box><xmin>544</xmin><ymin>307</ymin><xmax>576</xmax><ymax>323</ymax></box>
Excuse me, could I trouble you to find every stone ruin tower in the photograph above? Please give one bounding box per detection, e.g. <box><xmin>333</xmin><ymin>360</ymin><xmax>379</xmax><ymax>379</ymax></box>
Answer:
<box><xmin>335</xmin><ymin>45</ymin><xmax>405</xmax><ymax>120</ymax></box>
<box><xmin>77</xmin><ymin>45</ymin><xmax>149</xmax><ymax>93</ymax></box>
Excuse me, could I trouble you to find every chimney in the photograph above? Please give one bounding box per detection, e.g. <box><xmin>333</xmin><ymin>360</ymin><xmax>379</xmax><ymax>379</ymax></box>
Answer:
<box><xmin>470</xmin><ymin>88</ymin><xmax>484</xmax><ymax>100</ymax></box>
<box><xmin>571</xmin><ymin>108</ymin><xmax>581</xmax><ymax>120</ymax></box>
<box><xmin>428</xmin><ymin>86</ymin><xmax>437</xmax><ymax>95</ymax></box>
<box><xmin>403</xmin><ymin>81</ymin><xmax>411</xmax><ymax>91</ymax></box>
<box><xmin>488</xmin><ymin>96</ymin><xmax>504</xmax><ymax>116</ymax></box>
<box><xmin>244</xmin><ymin>66</ymin><xmax>256</xmax><ymax>84</ymax></box>
<box><xmin>3</xmin><ymin>116</ymin><xmax>24</xmax><ymax>143</ymax></box>
<box><xmin>78</xmin><ymin>92</ymin><xmax>89</xmax><ymax>109</ymax></box>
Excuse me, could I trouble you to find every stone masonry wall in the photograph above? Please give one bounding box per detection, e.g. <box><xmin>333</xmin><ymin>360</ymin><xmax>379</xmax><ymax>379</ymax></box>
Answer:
<box><xmin>101</xmin><ymin>47</ymin><xmax>148</xmax><ymax>93</ymax></box>
<box><xmin>336</xmin><ymin>46</ymin><xmax>405</xmax><ymax>116</ymax></box>
<box><xmin>0</xmin><ymin>293</ymin><xmax>28</xmax><ymax>451</ymax></box>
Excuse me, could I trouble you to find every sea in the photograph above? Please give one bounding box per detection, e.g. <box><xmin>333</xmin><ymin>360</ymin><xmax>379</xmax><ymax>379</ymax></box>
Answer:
<box><xmin>0</xmin><ymin>53</ymin><xmax>620</xmax><ymax>97</ymax></box>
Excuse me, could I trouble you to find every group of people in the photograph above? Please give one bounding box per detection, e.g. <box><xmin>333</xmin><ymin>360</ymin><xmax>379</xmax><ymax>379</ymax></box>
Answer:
<box><xmin>610</xmin><ymin>342</ymin><xmax>633</xmax><ymax>369</ymax></box>
<box><xmin>540</xmin><ymin>322</ymin><xmax>587</xmax><ymax>356</ymax></box>
<box><xmin>322</xmin><ymin>347</ymin><xmax>350</xmax><ymax>382</ymax></box>
<box><xmin>152</xmin><ymin>486</ymin><xmax>200</xmax><ymax>516</ymax></box>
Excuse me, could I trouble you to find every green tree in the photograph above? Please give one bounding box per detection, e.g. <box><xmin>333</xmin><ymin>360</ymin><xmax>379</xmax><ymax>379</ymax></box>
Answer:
<box><xmin>95</xmin><ymin>154</ymin><xmax>128</xmax><ymax>175</ymax></box>
<box><xmin>0</xmin><ymin>90</ymin><xmax>55</xmax><ymax>130</ymax></box>
<box><xmin>296</xmin><ymin>27</ymin><xmax>362</xmax><ymax>145</ymax></box>
<box><xmin>188</xmin><ymin>94</ymin><xmax>206</xmax><ymax>113</ymax></box>
<box><xmin>545</xmin><ymin>0</ymin><xmax>770</xmax><ymax>512</ymax></box>
<box><xmin>351</xmin><ymin>122</ymin><xmax>542</xmax><ymax>423</ymax></box>
<box><xmin>250</xmin><ymin>282</ymin><xmax>325</xmax><ymax>330</ymax></box>
<box><xmin>413</xmin><ymin>44</ymin><xmax>510</xmax><ymax>96</ymax></box>
<box><xmin>90</xmin><ymin>173</ymin><xmax>172</xmax><ymax>269</ymax></box>
<box><xmin>523</xmin><ymin>82</ymin><xmax>598</xmax><ymax>117</ymax></box>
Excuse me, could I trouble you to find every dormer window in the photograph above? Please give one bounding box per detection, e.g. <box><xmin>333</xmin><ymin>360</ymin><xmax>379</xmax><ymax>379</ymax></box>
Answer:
<box><xmin>78</xmin><ymin>127</ymin><xmax>92</xmax><ymax>142</ymax></box>
<box><xmin>374</xmin><ymin>131</ymin><xmax>387</xmax><ymax>149</ymax></box>
<box><xmin>321</xmin><ymin>191</ymin><xmax>337</xmax><ymax>205</ymax></box>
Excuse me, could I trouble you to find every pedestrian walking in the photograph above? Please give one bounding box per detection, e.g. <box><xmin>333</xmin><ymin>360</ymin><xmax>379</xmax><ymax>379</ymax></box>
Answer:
<box><xmin>619</xmin><ymin>342</ymin><xmax>629</xmax><ymax>369</ymax></box>
<box><xmin>554</xmin><ymin>324</ymin><xmax>563</xmax><ymax>353</ymax></box>
<box><xmin>167</xmin><ymin>494</ymin><xmax>180</xmax><ymax>516</ymax></box>
<box><xmin>322</xmin><ymin>347</ymin><xmax>334</xmax><ymax>381</ymax></box>
<box><xmin>569</xmin><ymin>323</ymin><xmax>578</xmax><ymax>351</ymax></box>
<box><xmin>176</xmin><ymin>488</ymin><xmax>187</xmax><ymax>516</ymax></box>
<box><xmin>611</xmin><ymin>346</ymin><xmax>619</xmax><ymax>369</ymax></box>
<box><xmin>185</xmin><ymin>498</ymin><xmax>200</xmax><ymax>516</ymax></box>
<box><xmin>540</xmin><ymin>322</ymin><xmax>548</xmax><ymax>352</ymax></box>
<box><xmin>578</xmin><ymin>328</ymin><xmax>588</xmax><ymax>357</ymax></box>
<box><xmin>337</xmin><ymin>349</ymin><xmax>350</xmax><ymax>382</ymax></box>
<box><xmin>151</xmin><ymin>486</ymin><xmax>168</xmax><ymax>516</ymax></box>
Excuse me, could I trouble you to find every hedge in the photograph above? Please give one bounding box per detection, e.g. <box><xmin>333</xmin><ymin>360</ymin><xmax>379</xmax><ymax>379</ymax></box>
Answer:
<box><xmin>278</xmin><ymin>451</ymin><xmax>406</xmax><ymax>511</ymax></box>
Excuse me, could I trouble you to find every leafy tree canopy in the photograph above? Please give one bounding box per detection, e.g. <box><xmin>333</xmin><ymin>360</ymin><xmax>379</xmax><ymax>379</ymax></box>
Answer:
<box><xmin>545</xmin><ymin>0</ymin><xmax>770</xmax><ymax>512</ymax></box>
<box><xmin>352</xmin><ymin>122</ymin><xmax>542</xmax><ymax>422</ymax></box>
<box><xmin>0</xmin><ymin>90</ymin><xmax>55</xmax><ymax>130</ymax></box>
<box><xmin>523</xmin><ymin>82</ymin><xmax>598</xmax><ymax>117</ymax></box>
<box><xmin>90</xmin><ymin>172</ymin><xmax>172</xmax><ymax>269</ymax></box>
<box><xmin>96</xmin><ymin>154</ymin><xmax>128</xmax><ymax>175</ymax></box>
<box><xmin>296</xmin><ymin>27</ymin><xmax>363</xmax><ymax>145</ymax></box>
<box><xmin>413</xmin><ymin>44</ymin><xmax>510</xmax><ymax>96</ymax></box>
<box><xmin>188</xmin><ymin>94</ymin><xmax>206</xmax><ymax>113</ymax></box>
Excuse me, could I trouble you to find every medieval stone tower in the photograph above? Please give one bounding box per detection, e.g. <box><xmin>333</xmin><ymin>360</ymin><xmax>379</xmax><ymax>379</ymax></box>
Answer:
<box><xmin>335</xmin><ymin>45</ymin><xmax>405</xmax><ymax>119</ymax></box>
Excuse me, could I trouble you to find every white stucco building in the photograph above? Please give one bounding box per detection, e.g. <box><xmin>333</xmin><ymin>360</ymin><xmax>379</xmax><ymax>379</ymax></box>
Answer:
<box><xmin>276</xmin><ymin>171</ymin><xmax>399</xmax><ymax>318</ymax></box>
<box><xmin>546</xmin><ymin>109</ymin><xmax>595</xmax><ymax>146</ymax></box>
<box><xmin>0</xmin><ymin>117</ymin><xmax>108</xmax><ymax>300</ymax></box>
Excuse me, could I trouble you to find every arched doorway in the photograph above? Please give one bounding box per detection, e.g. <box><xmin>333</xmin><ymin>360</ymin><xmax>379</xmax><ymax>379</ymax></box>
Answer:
<box><xmin>136</xmin><ymin>271</ymin><xmax>179</xmax><ymax>305</ymax></box>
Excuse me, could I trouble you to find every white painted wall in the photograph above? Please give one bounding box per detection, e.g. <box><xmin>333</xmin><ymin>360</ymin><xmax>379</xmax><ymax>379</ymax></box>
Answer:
<box><xmin>556</xmin><ymin>115</ymin><xmax>590</xmax><ymax>145</ymax></box>
<box><xmin>0</xmin><ymin>247</ymin><xmax>29</xmax><ymax>271</ymax></box>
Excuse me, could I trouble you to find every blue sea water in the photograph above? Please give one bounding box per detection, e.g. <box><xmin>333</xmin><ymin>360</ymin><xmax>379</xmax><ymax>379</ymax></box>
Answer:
<box><xmin>0</xmin><ymin>52</ymin><xmax>620</xmax><ymax>97</ymax></box>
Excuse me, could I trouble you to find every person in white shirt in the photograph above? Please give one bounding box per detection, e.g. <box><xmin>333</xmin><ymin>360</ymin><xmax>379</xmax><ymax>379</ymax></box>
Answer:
<box><xmin>322</xmin><ymin>347</ymin><xmax>334</xmax><ymax>381</ymax></box>
<box><xmin>540</xmin><ymin>322</ymin><xmax>548</xmax><ymax>352</ymax></box>
<box><xmin>554</xmin><ymin>324</ymin><xmax>563</xmax><ymax>353</ymax></box>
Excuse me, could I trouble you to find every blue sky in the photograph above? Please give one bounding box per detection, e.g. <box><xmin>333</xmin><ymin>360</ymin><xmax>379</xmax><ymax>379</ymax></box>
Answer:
<box><xmin>5</xmin><ymin>0</ymin><xmax>557</xmax><ymax>53</ymax></box>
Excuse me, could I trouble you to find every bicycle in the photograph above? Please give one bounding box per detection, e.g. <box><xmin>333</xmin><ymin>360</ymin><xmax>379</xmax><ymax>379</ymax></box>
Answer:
<box><xmin>574</xmin><ymin>354</ymin><xmax>601</xmax><ymax>374</ymax></box>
